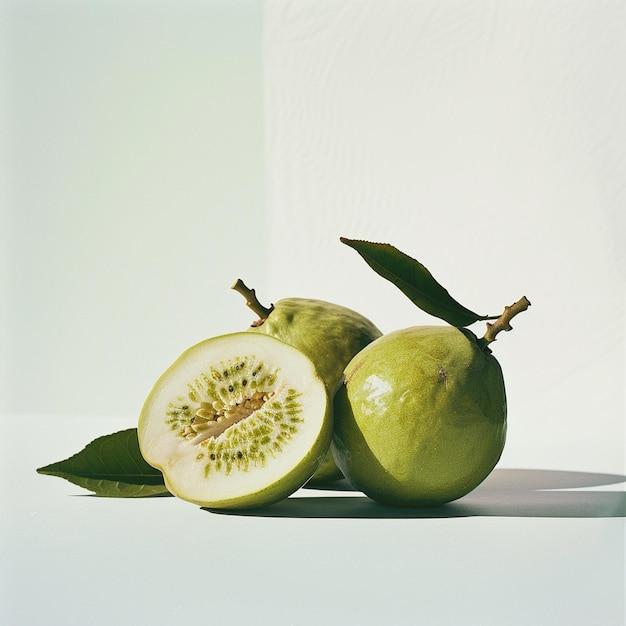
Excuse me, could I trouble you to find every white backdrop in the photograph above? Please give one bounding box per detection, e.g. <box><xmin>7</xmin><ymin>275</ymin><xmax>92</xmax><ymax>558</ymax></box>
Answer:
<box><xmin>264</xmin><ymin>0</ymin><xmax>625</xmax><ymax>474</ymax></box>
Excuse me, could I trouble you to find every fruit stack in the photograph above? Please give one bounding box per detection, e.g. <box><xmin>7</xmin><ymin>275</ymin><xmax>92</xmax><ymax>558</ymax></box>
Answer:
<box><xmin>39</xmin><ymin>239</ymin><xmax>529</xmax><ymax>510</ymax></box>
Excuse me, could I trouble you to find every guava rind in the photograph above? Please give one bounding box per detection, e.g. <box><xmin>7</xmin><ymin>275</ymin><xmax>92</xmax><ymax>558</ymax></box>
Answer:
<box><xmin>138</xmin><ymin>332</ymin><xmax>331</xmax><ymax>509</ymax></box>
<box><xmin>332</xmin><ymin>326</ymin><xmax>507</xmax><ymax>506</ymax></box>
<box><xmin>303</xmin><ymin>448</ymin><xmax>345</xmax><ymax>485</ymax></box>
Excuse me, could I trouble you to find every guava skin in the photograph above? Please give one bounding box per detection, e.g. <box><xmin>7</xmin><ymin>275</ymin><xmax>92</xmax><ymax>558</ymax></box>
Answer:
<box><xmin>250</xmin><ymin>298</ymin><xmax>382</xmax><ymax>484</ymax></box>
<box><xmin>304</xmin><ymin>447</ymin><xmax>344</xmax><ymax>485</ymax></box>
<box><xmin>251</xmin><ymin>298</ymin><xmax>382</xmax><ymax>393</ymax></box>
<box><xmin>332</xmin><ymin>326</ymin><xmax>507</xmax><ymax>506</ymax></box>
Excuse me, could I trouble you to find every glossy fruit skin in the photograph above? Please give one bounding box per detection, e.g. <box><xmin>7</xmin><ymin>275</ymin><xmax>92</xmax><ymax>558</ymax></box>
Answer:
<box><xmin>332</xmin><ymin>326</ymin><xmax>507</xmax><ymax>506</ymax></box>
<box><xmin>250</xmin><ymin>298</ymin><xmax>382</xmax><ymax>484</ymax></box>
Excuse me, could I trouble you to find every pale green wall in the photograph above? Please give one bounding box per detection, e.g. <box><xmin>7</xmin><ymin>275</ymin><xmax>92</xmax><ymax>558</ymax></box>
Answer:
<box><xmin>2</xmin><ymin>0</ymin><xmax>265</xmax><ymax>417</ymax></box>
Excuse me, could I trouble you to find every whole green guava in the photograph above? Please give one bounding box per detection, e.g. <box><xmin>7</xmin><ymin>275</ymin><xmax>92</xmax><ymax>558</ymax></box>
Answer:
<box><xmin>332</xmin><ymin>325</ymin><xmax>507</xmax><ymax>506</ymax></box>
<box><xmin>250</xmin><ymin>298</ymin><xmax>382</xmax><ymax>392</ymax></box>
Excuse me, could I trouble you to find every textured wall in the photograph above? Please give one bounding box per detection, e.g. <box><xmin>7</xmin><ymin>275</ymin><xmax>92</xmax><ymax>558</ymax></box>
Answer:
<box><xmin>264</xmin><ymin>0</ymin><xmax>625</xmax><ymax>472</ymax></box>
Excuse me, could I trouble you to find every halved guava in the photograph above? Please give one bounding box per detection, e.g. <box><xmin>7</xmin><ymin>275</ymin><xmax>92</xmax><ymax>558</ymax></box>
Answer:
<box><xmin>138</xmin><ymin>332</ymin><xmax>331</xmax><ymax>509</ymax></box>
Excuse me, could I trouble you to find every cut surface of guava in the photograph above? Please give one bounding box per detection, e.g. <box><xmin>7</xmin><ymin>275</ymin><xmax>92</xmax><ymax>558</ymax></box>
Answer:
<box><xmin>138</xmin><ymin>332</ymin><xmax>330</xmax><ymax>509</ymax></box>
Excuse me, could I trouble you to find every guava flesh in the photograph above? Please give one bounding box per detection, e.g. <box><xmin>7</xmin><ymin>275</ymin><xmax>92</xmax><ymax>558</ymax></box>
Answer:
<box><xmin>138</xmin><ymin>332</ymin><xmax>331</xmax><ymax>509</ymax></box>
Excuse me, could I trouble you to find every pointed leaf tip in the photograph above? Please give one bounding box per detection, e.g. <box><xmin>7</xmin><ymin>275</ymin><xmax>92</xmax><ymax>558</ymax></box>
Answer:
<box><xmin>341</xmin><ymin>237</ymin><xmax>492</xmax><ymax>327</ymax></box>
<box><xmin>37</xmin><ymin>428</ymin><xmax>170</xmax><ymax>497</ymax></box>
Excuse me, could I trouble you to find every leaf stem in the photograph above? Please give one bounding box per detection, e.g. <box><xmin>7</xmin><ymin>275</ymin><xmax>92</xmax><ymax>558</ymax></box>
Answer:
<box><xmin>478</xmin><ymin>296</ymin><xmax>531</xmax><ymax>349</ymax></box>
<box><xmin>231</xmin><ymin>279</ymin><xmax>274</xmax><ymax>323</ymax></box>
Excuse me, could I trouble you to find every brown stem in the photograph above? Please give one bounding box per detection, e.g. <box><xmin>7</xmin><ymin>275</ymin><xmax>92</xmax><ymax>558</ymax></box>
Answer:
<box><xmin>231</xmin><ymin>279</ymin><xmax>274</xmax><ymax>323</ymax></box>
<box><xmin>480</xmin><ymin>296</ymin><xmax>531</xmax><ymax>347</ymax></box>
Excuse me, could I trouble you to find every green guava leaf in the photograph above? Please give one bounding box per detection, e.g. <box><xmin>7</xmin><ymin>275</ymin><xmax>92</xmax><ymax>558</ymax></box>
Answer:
<box><xmin>37</xmin><ymin>428</ymin><xmax>170</xmax><ymax>497</ymax></box>
<box><xmin>340</xmin><ymin>237</ymin><xmax>494</xmax><ymax>327</ymax></box>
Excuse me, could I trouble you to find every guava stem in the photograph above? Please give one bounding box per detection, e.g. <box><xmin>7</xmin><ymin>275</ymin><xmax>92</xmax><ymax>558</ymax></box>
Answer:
<box><xmin>231</xmin><ymin>279</ymin><xmax>274</xmax><ymax>323</ymax></box>
<box><xmin>479</xmin><ymin>296</ymin><xmax>531</xmax><ymax>348</ymax></box>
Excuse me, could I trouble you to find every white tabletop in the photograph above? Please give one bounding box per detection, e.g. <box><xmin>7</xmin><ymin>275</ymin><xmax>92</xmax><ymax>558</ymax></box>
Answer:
<box><xmin>3</xmin><ymin>412</ymin><xmax>624</xmax><ymax>626</ymax></box>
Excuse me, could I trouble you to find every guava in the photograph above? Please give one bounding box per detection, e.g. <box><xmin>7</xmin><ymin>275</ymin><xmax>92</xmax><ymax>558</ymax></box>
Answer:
<box><xmin>332</xmin><ymin>326</ymin><xmax>508</xmax><ymax>506</ymax></box>
<box><xmin>232</xmin><ymin>280</ymin><xmax>382</xmax><ymax>484</ymax></box>
<box><xmin>138</xmin><ymin>332</ymin><xmax>331</xmax><ymax>509</ymax></box>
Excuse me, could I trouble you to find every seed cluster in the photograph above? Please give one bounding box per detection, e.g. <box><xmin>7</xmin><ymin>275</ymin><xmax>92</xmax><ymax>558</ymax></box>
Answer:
<box><xmin>165</xmin><ymin>404</ymin><xmax>193</xmax><ymax>431</ymax></box>
<box><xmin>198</xmin><ymin>389</ymin><xmax>304</xmax><ymax>476</ymax></box>
<box><xmin>181</xmin><ymin>390</ymin><xmax>273</xmax><ymax>443</ymax></box>
<box><xmin>164</xmin><ymin>356</ymin><xmax>305</xmax><ymax>476</ymax></box>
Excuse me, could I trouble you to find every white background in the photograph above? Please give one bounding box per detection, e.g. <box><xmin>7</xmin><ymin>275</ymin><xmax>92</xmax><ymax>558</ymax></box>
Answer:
<box><xmin>264</xmin><ymin>0</ymin><xmax>625</xmax><ymax>475</ymax></box>
<box><xmin>2</xmin><ymin>1</ymin><xmax>625</xmax><ymax>624</ymax></box>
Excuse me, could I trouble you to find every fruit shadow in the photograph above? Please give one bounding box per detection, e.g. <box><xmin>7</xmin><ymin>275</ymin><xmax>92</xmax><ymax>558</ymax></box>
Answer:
<box><xmin>204</xmin><ymin>469</ymin><xmax>626</xmax><ymax>519</ymax></box>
